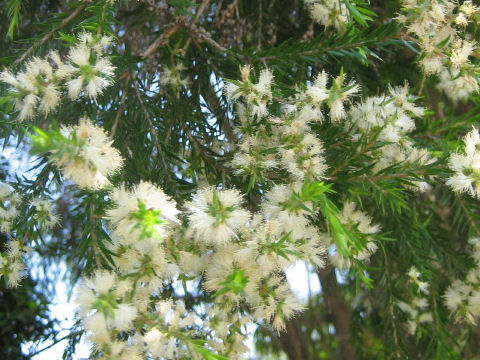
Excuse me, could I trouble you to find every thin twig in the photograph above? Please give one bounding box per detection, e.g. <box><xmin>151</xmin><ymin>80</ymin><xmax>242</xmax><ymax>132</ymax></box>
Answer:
<box><xmin>90</xmin><ymin>200</ymin><xmax>101</xmax><ymax>268</ymax></box>
<box><xmin>458</xmin><ymin>197</ymin><xmax>480</xmax><ymax>236</ymax></box>
<box><xmin>110</xmin><ymin>73</ymin><xmax>131</xmax><ymax>140</ymax></box>
<box><xmin>348</xmin><ymin>171</ymin><xmax>425</xmax><ymax>182</ymax></box>
<box><xmin>328</xmin><ymin>140</ymin><xmax>377</xmax><ymax>177</ymax></box>
<box><xmin>27</xmin><ymin>331</ymin><xmax>82</xmax><ymax>358</ymax></box>
<box><xmin>13</xmin><ymin>5</ymin><xmax>86</xmax><ymax>66</ymax></box>
<box><xmin>181</xmin><ymin>122</ymin><xmax>230</xmax><ymax>174</ymax></box>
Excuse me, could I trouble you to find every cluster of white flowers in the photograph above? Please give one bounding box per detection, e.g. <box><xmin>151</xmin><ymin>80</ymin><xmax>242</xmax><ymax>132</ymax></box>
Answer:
<box><xmin>227</xmin><ymin>67</ymin><xmax>352</xmax><ymax>182</ymax></box>
<box><xmin>183</xmin><ymin>184</ymin><xmax>324</xmax><ymax>332</ymax></box>
<box><xmin>0</xmin><ymin>239</ymin><xmax>28</xmax><ymax>287</ymax></box>
<box><xmin>74</xmin><ymin>182</ymin><xmax>257</xmax><ymax>357</ymax></box>
<box><xmin>106</xmin><ymin>181</ymin><xmax>179</xmax><ymax>275</ymax></box>
<box><xmin>303</xmin><ymin>0</ymin><xmax>349</xmax><ymax>30</ymax></box>
<box><xmin>45</xmin><ymin>118</ymin><xmax>123</xmax><ymax>190</ymax></box>
<box><xmin>0</xmin><ymin>184</ymin><xmax>59</xmax><ymax>287</ymax></box>
<box><xmin>0</xmin><ymin>182</ymin><xmax>21</xmax><ymax>234</ymax></box>
<box><xmin>229</xmin><ymin>69</ymin><xmax>433</xmax><ymax>193</ymax></box>
<box><xmin>0</xmin><ymin>32</ymin><xmax>114</xmax><ymax>120</ymax></box>
<box><xmin>203</xmin><ymin>67</ymin><xmax>353</xmax><ymax>333</ymax></box>
<box><xmin>29</xmin><ymin>197</ymin><xmax>59</xmax><ymax>230</ymax></box>
<box><xmin>331</xmin><ymin>201</ymin><xmax>380</xmax><ymax>269</ymax></box>
<box><xmin>348</xmin><ymin>84</ymin><xmax>435</xmax><ymax>191</ymax></box>
<box><xmin>396</xmin><ymin>266</ymin><xmax>433</xmax><ymax>335</ymax></box>
<box><xmin>295</xmin><ymin>70</ymin><xmax>360</xmax><ymax>123</ymax></box>
<box><xmin>142</xmin><ymin>300</ymin><xmax>206</xmax><ymax>358</ymax></box>
<box><xmin>446</xmin><ymin>127</ymin><xmax>480</xmax><ymax>198</ymax></box>
<box><xmin>74</xmin><ymin>270</ymin><xmax>141</xmax><ymax>359</ymax></box>
<box><xmin>444</xmin><ymin>238</ymin><xmax>480</xmax><ymax>324</ymax></box>
<box><xmin>398</xmin><ymin>0</ymin><xmax>480</xmax><ymax>102</ymax></box>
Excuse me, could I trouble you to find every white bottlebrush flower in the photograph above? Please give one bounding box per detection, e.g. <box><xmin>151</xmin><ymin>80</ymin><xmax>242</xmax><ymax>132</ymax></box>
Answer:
<box><xmin>444</xmin><ymin>280</ymin><xmax>467</xmax><ymax>313</ymax></box>
<box><xmin>112</xmin><ymin>303</ymin><xmax>138</xmax><ymax>331</ymax></box>
<box><xmin>253</xmin><ymin>68</ymin><xmax>274</xmax><ymax>99</ymax></box>
<box><xmin>447</xmin><ymin>127</ymin><xmax>480</xmax><ymax>198</ymax></box>
<box><xmin>0</xmin><ymin>240</ymin><xmax>27</xmax><ymax>288</ymax></box>
<box><xmin>224</xmin><ymin>82</ymin><xmax>241</xmax><ymax>101</ymax></box>
<box><xmin>144</xmin><ymin>328</ymin><xmax>168</xmax><ymax>358</ymax></box>
<box><xmin>304</xmin><ymin>0</ymin><xmax>349</xmax><ymax>30</ymax></box>
<box><xmin>338</xmin><ymin>201</ymin><xmax>380</xmax><ymax>235</ymax></box>
<box><xmin>407</xmin><ymin>266</ymin><xmax>421</xmax><ymax>282</ymax></box>
<box><xmin>29</xmin><ymin>197</ymin><xmax>59</xmax><ymax>230</ymax></box>
<box><xmin>187</xmin><ymin>187</ymin><xmax>250</xmax><ymax>245</ymax></box>
<box><xmin>278</xmin><ymin>130</ymin><xmax>327</xmax><ymax>179</ymax></box>
<box><xmin>66</xmin><ymin>41</ymin><xmax>115</xmax><ymax>100</ymax></box>
<box><xmin>332</xmin><ymin>202</ymin><xmax>380</xmax><ymax>267</ymax></box>
<box><xmin>296</xmin><ymin>70</ymin><xmax>358</xmax><ymax>123</ymax></box>
<box><xmin>328</xmin><ymin>74</ymin><xmax>359</xmax><ymax>122</ymax></box>
<box><xmin>443</xmin><ymin>237</ymin><xmax>480</xmax><ymax>323</ymax></box>
<box><xmin>106</xmin><ymin>181</ymin><xmax>179</xmax><ymax>246</ymax></box>
<box><xmin>53</xmin><ymin>118</ymin><xmax>123</xmax><ymax>189</ymax></box>
<box><xmin>246</xmin><ymin>219</ymin><xmax>325</xmax><ymax>272</ymax></box>
<box><xmin>6</xmin><ymin>258</ymin><xmax>26</xmax><ymax>287</ymax></box>
<box><xmin>160</xmin><ymin>63</ymin><xmax>189</xmax><ymax>88</ymax></box>
<box><xmin>305</xmin><ymin>71</ymin><xmax>329</xmax><ymax>105</ymax></box>
<box><xmin>84</xmin><ymin>312</ymin><xmax>110</xmax><ymax>344</ymax></box>
<box><xmin>225</xmin><ymin>66</ymin><xmax>273</xmax><ymax>119</ymax></box>
<box><xmin>75</xmin><ymin>270</ymin><xmax>137</xmax><ymax>334</ymax></box>
<box><xmin>396</xmin><ymin>268</ymin><xmax>432</xmax><ymax>335</ymax></box>
<box><xmin>0</xmin><ymin>183</ymin><xmax>21</xmax><ymax>234</ymax></box>
<box><xmin>78</xmin><ymin>32</ymin><xmax>113</xmax><ymax>54</ymax></box>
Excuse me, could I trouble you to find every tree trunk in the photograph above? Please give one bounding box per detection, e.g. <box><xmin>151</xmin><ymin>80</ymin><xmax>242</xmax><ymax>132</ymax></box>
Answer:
<box><xmin>278</xmin><ymin>317</ymin><xmax>309</xmax><ymax>360</ymax></box>
<box><xmin>317</xmin><ymin>266</ymin><xmax>356</xmax><ymax>360</ymax></box>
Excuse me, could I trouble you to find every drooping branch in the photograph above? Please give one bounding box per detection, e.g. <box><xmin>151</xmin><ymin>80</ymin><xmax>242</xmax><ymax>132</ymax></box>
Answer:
<box><xmin>141</xmin><ymin>23</ymin><xmax>182</xmax><ymax>58</ymax></box>
<box><xmin>13</xmin><ymin>5</ymin><xmax>86</xmax><ymax>66</ymax></box>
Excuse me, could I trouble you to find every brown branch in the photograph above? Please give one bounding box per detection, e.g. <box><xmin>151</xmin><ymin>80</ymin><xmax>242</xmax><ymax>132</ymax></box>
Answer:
<box><xmin>183</xmin><ymin>0</ymin><xmax>212</xmax><ymax>52</ymax></box>
<box><xmin>317</xmin><ymin>265</ymin><xmax>357</xmax><ymax>360</ymax></box>
<box><xmin>194</xmin><ymin>0</ymin><xmax>211</xmax><ymax>23</ymax></box>
<box><xmin>184</xmin><ymin>22</ymin><xmax>228</xmax><ymax>53</ymax></box>
<box><xmin>13</xmin><ymin>5</ymin><xmax>86</xmax><ymax>66</ymax></box>
<box><xmin>141</xmin><ymin>23</ymin><xmax>183</xmax><ymax>58</ymax></box>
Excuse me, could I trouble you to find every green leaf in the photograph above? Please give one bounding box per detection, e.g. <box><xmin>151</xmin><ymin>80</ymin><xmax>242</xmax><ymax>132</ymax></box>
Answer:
<box><xmin>343</xmin><ymin>0</ymin><xmax>368</xmax><ymax>27</ymax></box>
<box><xmin>214</xmin><ymin>269</ymin><xmax>249</xmax><ymax>297</ymax></box>
<box><xmin>130</xmin><ymin>199</ymin><xmax>166</xmax><ymax>239</ymax></box>
<box><xmin>190</xmin><ymin>341</ymin><xmax>230</xmax><ymax>360</ymax></box>
<box><xmin>7</xmin><ymin>0</ymin><xmax>22</xmax><ymax>39</ymax></box>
